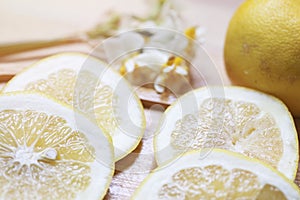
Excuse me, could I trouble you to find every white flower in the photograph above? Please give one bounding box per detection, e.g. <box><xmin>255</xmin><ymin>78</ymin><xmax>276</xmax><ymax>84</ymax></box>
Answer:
<box><xmin>195</xmin><ymin>26</ymin><xmax>206</xmax><ymax>44</ymax></box>
<box><xmin>103</xmin><ymin>32</ymin><xmax>144</xmax><ymax>62</ymax></box>
<box><xmin>118</xmin><ymin>49</ymin><xmax>191</xmax><ymax>95</ymax></box>
<box><xmin>147</xmin><ymin>29</ymin><xmax>189</xmax><ymax>56</ymax></box>
<box><xmin>154</xmin><ymin>57</ymin><xmax>191</xmax><ymax>94</ymax></box>
<box><xmin>102</xmin><ymin>25</ymin><xmax>206</xmax><ymax>95</ymax></box>
<box><xmin>185</xmin><ymin>26</ymin><xmax>206</xmax><ymax>44</ymax></box>
<box><xmin>120</xmin><ymin>50</ymin><xmax>169</xmax><ymax>86</ymax></box>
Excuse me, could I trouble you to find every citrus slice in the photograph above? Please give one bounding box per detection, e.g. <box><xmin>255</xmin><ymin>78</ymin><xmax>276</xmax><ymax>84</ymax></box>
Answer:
<box><xmin>132</xmin><ymin>149</ymin><xmax>300</xmax><ymax>199</ymax></box>
<box><xmin>0</xmin><ymin>93</ymin><xmax>114</xmax><ymax>199</ymax></box>
<box><xmin>154</xmin><ymin>86</ymin><xmax>298</xmax><ymax>180</ymax></box>
<box><xmin>2</xmin><ymin>53</ymin><xmax>146</xmax><ymax>161</ymax></box>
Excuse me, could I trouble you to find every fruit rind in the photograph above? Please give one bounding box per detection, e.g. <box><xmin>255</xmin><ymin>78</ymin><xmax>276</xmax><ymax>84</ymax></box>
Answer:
<box><xmin>2</xmin><ymin>52</ymin><xmax>146</xmax><ymax>161</ymax></box>
<box><xmin>133</xmin><ymin>149</ymin><xmax>300</xmax><ymax>200</ymax></box>
<box><xmin>154</xmin><ymin>86</ymin><xmax>299</xmax><ymax>180</ymax></box>
<box><xmin>0</xmin><ymin>92</ymin><xmax>115</xmax><ymax>200</ymax></box>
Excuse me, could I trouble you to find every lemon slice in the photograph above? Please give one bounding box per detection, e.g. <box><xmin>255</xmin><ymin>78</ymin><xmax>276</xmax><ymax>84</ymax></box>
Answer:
<box><xmin>133</xmin><ymin>149</ymin><xmax>300</xmax><ymax>199</ymax></box>
<box><xmin>154</xmin><ymin>86</ymin><xmax>298</xmax><ymax>180</ymax></box>
<box><xmin>2</xmin><ymin>53</ymin><xmax>146</xmax><ymax>161</ymax></box>
<box><xmin>0</xmin><ymin>93</ymin><xmax>114</xmax><ymax>199</ymax></box>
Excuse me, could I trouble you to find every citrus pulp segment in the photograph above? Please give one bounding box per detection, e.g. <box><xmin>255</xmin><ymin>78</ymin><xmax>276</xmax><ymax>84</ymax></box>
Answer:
<box><xmin>2</xmin><ymin>53</ymin><xmax>146</xmax><ymax>161</ymax></box>
<box><xmin>132</xmin><ymin>149</ymin><xmax>300</xmax><ymax>199</ymax></box>
<box><xmin>154</xmin><ymin>86</ymin><xmax>298</xmax><ymax>180</ymax></box>
<box><xmin>0</xmin><ymin>93</ymin><xmax>114</xmax><ymax>200</ymax></box>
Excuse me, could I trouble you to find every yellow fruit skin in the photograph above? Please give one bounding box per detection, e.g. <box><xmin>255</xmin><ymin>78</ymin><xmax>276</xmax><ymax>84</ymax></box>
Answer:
<box><xmin>224</xmin><ymin>0</ymin><xmax>300</xmax><ymax>117</ymax></box>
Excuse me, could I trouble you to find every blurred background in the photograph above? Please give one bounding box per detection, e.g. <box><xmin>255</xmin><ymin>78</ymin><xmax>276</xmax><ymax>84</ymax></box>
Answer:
<box><xmin>0</xmin><ymin>0</ymin><xmax>244</xmax><ymax>84</ymax></box>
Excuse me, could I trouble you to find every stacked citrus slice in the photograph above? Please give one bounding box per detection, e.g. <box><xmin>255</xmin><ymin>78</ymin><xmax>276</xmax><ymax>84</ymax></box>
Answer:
<box><xmin>132</xmin><ymin>149</ymin><xmax>300</xmax><ymax>199</ymax></box>
<box><xmin>0</xmin><ymin>93</ymin><xmax>114</xmax><ymax>199</ymax></box>
<box><xmin>2</xmin><ymin>53</ymin><xmax>146</xmax><ymax>161</ymax></box>
<box><xmin>1</xmin><ymin>52</ymin><xmax>299</xmax><ymax>198</ymax></box>
<box><xmin>154</xmin><ymin>86</ymin><xmax>298</xmax><ymax>180</ymax></box>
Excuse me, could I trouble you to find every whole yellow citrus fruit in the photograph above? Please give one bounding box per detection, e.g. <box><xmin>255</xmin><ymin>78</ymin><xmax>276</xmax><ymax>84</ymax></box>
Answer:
<box><xmin>224</xmin><ymin>0</ymin><xmax>300</xmax><ymax>117</ymax></box>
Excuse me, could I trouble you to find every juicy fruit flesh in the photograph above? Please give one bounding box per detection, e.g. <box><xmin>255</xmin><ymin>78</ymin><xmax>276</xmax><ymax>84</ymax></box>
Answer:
<box><xmin>158</xmin><ymin>165</ymin><xmax>287</xmax><ymax>199</ymax></box>
<box><xmin>0</xmin><ymin>109</ymin><xmax>95</xmax><ymax>199</ymax></box>
<box><xmin>171</xmin><ymin>98</ymin><xmax>283</xmax><ymax>168</ymax></box>
<box><xmin>25</xmin><ymin>69</ymin><xmax>119</xmax><ymax>135</ymax></box>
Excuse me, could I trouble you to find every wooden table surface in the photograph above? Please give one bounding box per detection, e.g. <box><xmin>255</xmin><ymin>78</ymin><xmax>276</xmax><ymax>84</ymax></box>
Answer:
<box><xmin>0</xmin><ymin>0</ymin><xmax>299</xmax><ymax>199</ymax></box>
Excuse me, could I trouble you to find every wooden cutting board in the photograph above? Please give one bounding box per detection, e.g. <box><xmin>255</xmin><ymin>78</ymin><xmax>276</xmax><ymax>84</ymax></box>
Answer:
<box><xmin>0</xmin><ymin>0</ymin><xmax>299</xmax><ymax>199</ymax></box>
